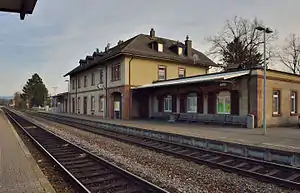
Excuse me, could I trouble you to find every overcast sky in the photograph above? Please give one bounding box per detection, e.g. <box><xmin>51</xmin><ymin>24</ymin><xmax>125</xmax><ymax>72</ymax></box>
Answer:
<box><xmin>0</xmin><ymin>0</ymin><xmax>299</xmax><ymax>96</ymax></box>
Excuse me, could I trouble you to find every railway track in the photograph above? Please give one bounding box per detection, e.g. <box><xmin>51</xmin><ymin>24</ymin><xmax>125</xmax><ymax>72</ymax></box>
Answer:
<box><xmin>34</xmin><ymin>112</ymin><xmax>300</xmax><ymax>190</ymax></box>
<box><xmin>3</xmin><ymin>109</ymin><xmax>169</xmax><ymax>193</ymax></box>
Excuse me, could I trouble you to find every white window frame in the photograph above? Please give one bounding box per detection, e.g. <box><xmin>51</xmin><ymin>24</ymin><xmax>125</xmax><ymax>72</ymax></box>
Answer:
<box><xmin>178</xmin><ymin>47</ymin><xmax>183</xmax><ymax>55</ymax></box>
<box><xmin>187</xmin><ymin>94</ymin><xmax>197</xmax><ymax>113</ymax></box>
<box><xmin>158</xmin><ymin>66</ymin><xmax>166</xmax><ymax>81</ymax></box>
<box><xmin>178</xmin><ymin>68</ymin><xmax>185</xmax><ymax>78</ymax></box>
<box><xmin>164</xmin><ymin>95</ymin><xmax>172</xmax><ymax>112</ymax></box>
<box><xmin>91</xmin><ymin>73</ymin><xmax>95</xmax><ymax>85</ymax></box>
<box><xmin>77</xmin><ymin>97</ymin><xmax>80</xmax><ymax>112</ymax></box>
<box><xmin>100</xmin><ymin>97</ymin><xmax>105</xmax><ymax>112</ymax></box>
<box><xmin>91</xmin><ymin>96</ymin><xmax>95</xmax><ymax>111</ymax></box>
<box><xmin>217</xmin><ymin>91</ymin><xmax>231</xmax><ymax>114</ymax></box>
<box><xmin>291</xmin><ymin>91</ymin><xmax>296</xmax><ymax>114</ymax></box>
<box><xmin>158</xmin><ymin>43</ymin><xmax>163</xmax><ymax>52</ymax></box>
<box><xmin>273</xmin><ymin>90</ymin><xmax>280</xmax><ymax>115</ymax></box>
<box><xmin>77</xmin><ymin>78</ymin><xmax>81</xmax><ymax>88</ymax></box>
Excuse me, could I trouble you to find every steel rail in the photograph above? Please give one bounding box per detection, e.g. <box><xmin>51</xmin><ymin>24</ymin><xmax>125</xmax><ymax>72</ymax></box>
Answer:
<box><xmin>36</xmin><ymin>112</ymin><xmax>300</xmax><ymax>190</ymax></box>
<box><xmin>3</xmin><ymin>109</ymin><xmax>169</xmax><ymax>193</ymax></box>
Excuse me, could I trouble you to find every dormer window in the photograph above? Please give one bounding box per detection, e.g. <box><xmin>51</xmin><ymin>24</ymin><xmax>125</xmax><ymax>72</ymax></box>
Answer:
<box><xmin>178</xmin><ymin>47</ymin><xmax>183</xmax><ymax>55</ymax></box>
<box><xmin>158</xmin><ymin>43</ymin><xmax>163</xmax><ymax>52</ymax></box>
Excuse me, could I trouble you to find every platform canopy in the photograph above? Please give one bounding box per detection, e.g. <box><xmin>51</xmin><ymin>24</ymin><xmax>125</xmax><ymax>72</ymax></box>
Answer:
<box><xmin>0</xmin><ymin>0</ymin><xmax>37</xmax><ymax>20</ymax></box>
<box><xmin>133</xmin><ymin>70</ymin><xmax>251</xmax><ymax>89</ymax></box>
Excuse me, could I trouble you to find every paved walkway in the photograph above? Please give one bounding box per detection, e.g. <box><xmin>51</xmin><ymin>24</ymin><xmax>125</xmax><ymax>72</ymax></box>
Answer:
<box><xmin>0</xmin><ymin>110</ymin><xmax>56</xmax><ymax>193</ymax></box>
<box><xmin>43</xmin><ymin>111</ymin><xmax>300</xmax><ymax>153</ymax></box>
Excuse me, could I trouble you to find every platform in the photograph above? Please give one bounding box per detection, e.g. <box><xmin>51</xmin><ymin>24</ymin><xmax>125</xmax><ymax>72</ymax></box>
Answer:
<box><xmin>40</xmin><ymin>111</ymin><xmax>300</xmax><ymax>153</ymax></box>
<box><xmin>0</xmin><ymin>110</ymin><xmax>56</xmax><ymax>193</ymax></box>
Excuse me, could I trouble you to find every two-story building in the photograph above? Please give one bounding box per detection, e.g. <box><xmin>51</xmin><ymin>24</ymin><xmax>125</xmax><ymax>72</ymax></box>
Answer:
<box><xmin>64</xmin><ymin>29</ymin><xmax>217</xmax><ymax>120</ymax></box>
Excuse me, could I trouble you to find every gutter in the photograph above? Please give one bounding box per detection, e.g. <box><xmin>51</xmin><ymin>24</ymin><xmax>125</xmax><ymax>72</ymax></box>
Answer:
<box><xmin>65</xmin><ymin>52</ymin><xmax>215</xmax><ymax>77</ymax></box>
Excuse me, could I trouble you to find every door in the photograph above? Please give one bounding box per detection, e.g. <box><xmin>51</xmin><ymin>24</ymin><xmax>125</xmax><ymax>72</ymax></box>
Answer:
<box><xmin>138</xmin><ymin>93</ymin><xmax>149</xmax><ymax>118</ymax></box>
<box><xmin>83</xmin><ymin>97</ymin><xmax>87</xmax><ymax>115</ymax></box>
<box><xmin>72</xmin><ymin>98</ymin><xmax>75</xmax><ymax>113</ymax></box>
<box><xmin>65</xmin><ymin>99</ymin><xmax>68</xmax><ymax>112</ymax></box>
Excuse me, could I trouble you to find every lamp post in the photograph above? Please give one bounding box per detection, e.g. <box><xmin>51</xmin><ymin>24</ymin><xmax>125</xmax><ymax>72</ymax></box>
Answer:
<box><xmin>255</xmin><ymin>26</ymin><xmax>273</xmax><ymax>135</ymax></box>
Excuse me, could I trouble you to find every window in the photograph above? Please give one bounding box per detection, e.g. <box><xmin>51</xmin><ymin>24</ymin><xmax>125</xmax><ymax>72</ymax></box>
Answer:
<box><xmin>187</xmin><ymin>93</ymin><xmax>197</xmax><ymax>113</ymax></box>
<box><xmin>91</xmin><ymin>96</ymin><xmax>95</xmax><ymax>111</ymax></box>
<box><xmin>99</xmin><ymin>69</ymin><xmax>104</xmax><ymax>83</ymax></box>
<box><xmin>77</xmin><ymin>78</ymin><xmax>81</xmax><ymax>88</ymax></box>
<box><xmin>91</xmin><ymin>73</ymin><xmax>95</xmax><ymax>86</ymax></box>
<box><xmin>77</xmin><ymin>97</ymin><xmax>80</xmax><ymax>113</ymax></box>
<box><xmin>291</xmin><ymin>91</ymin><xmax>297</xmax><ymax>114</ymax></box>
<box><xmin>158</xmin><ymin>43</ymin><xmax>163</xmax><ymax>52</ymax></box>
<box><xmin>217</xmin><ymin>91</ymin><xmax>231</xmax><ymax>114</ymax></box>
<box><xmin>163</xmin><ymin>95</ymin><xmax>172</xmax><ymax>112</ymax></box>
<box><xmin>178</xmin><ymin>68</ymin><xmax>186</xmax><ymax>78</ymax></box>
<box><xmin>99</xmin><ymin>96</ymin><xmax>105</xmax><ymax>112</ymax></box>
<box><xmin>84</xmin><ymin>76</ymin><xmax>87</xmax><ymax>87</ymax></box>
<box><xmin>111</xmin><ymin>64</ymin><xmax>120</xmax><ymax>81</ymax></box>
<box><xmin>178</xmin><ymin>47</ymin><xmax>183</xmax><ymax>55</ymax></box>
<box><xmin>158</xmin><ymin>66</ymin><xmax>166</xmax><ymax>81</ymax></box>
<box><xmin>272</xmin><ymin>90</ymin><xmax>280</xmax><ymax>115</ymax></box>
<box><xmin>72</xmin><ymin>79</ymin><xmax>75</xmax><ymax>90</ymax></box>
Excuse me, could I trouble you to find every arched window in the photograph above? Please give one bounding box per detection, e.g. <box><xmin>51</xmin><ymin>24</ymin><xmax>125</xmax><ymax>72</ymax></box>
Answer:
<box><xmin>99</xmin><ymin>95</ymin><xmax>105</xmax><ymax>112</ymax></box>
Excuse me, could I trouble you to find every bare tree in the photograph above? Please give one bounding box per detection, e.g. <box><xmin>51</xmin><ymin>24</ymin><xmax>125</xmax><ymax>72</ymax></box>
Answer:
<box><xmin>279</xmin><ymin>34</ymin><xmax>300</xmax><ymax>74</ymax></box>
<box><xmin>206</xmin><ymin>16</ymin><xmax>278</xmax><ymax>70</ymax></box>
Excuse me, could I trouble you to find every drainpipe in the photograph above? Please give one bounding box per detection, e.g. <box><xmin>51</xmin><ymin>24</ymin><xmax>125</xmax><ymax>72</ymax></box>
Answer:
<box><xmin>247</xmin><ymin>68</ymin><xmax>253</xmax><ymax>117</ymax></box>
<box><xmin>105</xmin><ymin>64</ymin><xmax>108</xmax><ymax>119</ymax></box>
<box><xmin>128</xmin><ymin>55</ymin><xmax>134</xmax><ymax>119</ymax></box>
<box><xmin>75</xmin><ymin>76</ymin><xmax>78</xmax><ymax>114</ymax></box>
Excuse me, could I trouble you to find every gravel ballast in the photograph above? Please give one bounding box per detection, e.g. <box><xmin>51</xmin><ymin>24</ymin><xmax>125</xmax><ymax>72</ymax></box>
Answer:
<box><xmin>26</xmin><ymin>113</ymin><xmax>299</xmax><ymax>193</ymax></box>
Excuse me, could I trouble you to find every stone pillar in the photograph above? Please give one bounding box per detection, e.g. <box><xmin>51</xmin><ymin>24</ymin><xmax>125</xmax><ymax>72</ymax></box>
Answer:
<box><xmin>203</xmin><ymin>92</ymin><xmax>208</xmax><ymax>114</ymax></box>
<box><xmin>148</xmin><ymin>94</ymin><xmax>153</xmax><ymax>118</ymax></box>
<box><xmin>176</xmin><ymin>95</ymin><xmax>180</xmax><ymax>113</ymax></box>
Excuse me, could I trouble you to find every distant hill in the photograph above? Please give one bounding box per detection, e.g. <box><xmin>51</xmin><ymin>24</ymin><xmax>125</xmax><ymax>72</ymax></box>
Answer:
<box><xmin>0</xmin><ymin>96</ymin><xmax>13</xmax><ymax>100</ymax></box>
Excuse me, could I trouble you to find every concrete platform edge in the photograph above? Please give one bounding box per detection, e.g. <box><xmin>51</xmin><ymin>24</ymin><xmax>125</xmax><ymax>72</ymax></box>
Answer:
<box><xmin>3</xmin><ymin>111</ymin><xmax>56</xmax><ymax>193</ymax></box>
<box><xmin>37</xmin><ymin>111</ymin><xmax>300</xmax><ymax>167</ymax></box>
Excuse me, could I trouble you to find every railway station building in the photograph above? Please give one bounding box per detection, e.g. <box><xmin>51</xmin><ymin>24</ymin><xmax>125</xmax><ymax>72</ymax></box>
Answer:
<box><xmin>132</xmin><ymin>68</ymin><xmax>300</xmax><ymax>128</ymax></box>
<box><xmin>62</xmin><ymin>28</ymin><xmax>300</xmax><ymax>128</ymax></box>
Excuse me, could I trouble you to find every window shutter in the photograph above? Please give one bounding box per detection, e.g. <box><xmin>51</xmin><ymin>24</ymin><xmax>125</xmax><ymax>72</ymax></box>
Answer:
<box><xmin>172</xmin><ymin>95</ymin><xmax>177</xmax><ymax>112</ymax></box>
<box><xmin>197</xmin><ymin>93</ymin><xmax>204</xmax><ymax>114</ymax></box>
<box><xmin>207</xmin><ymin>92</ymin><xmax>216</xmax><ymax>114</ymax></box>
<box><xmin>230</xmin><ymin>90</ymin><xmax>239</xmax><ymax>115</ymax></box>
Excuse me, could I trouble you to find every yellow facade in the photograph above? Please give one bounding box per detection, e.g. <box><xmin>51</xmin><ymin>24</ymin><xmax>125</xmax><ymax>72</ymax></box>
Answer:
<box><xmin>124</xmin><ymin>56</ymin><xmax>208</xmax><ymax>86</ymax></box>
<box><xmin>253</xmin><ymin>69</ymin><xmax>300</xmax><ymax>127</ymax></box>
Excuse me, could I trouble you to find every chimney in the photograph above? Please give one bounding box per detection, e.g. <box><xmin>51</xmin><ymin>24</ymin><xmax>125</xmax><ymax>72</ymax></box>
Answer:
<box><xmin>79</xmin><ymin>59</ymin><xmax>86</xmax><ymax>66</ymax></box>
<box><xmin>185</xmin><ymin>35</ymin><xmax>192</xmax><ymax>57</ymax></box>
<box><xmin>96</xmin><ymin>48</ymin><xmax>99</xmax><ymax>53</ymax></box>
<box><xmin>118</xmin><ymin>40</ymin><xmax>124</xmax><ymax>45</ymax></box>
<box><xmin>150</xmin><ymin>28</ymin><xmax>155</xmax><ymax>38</ymax></box>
